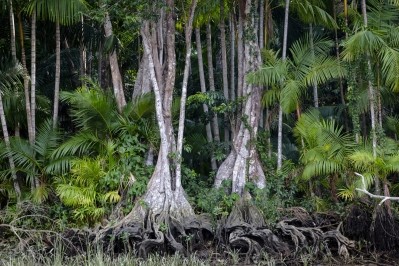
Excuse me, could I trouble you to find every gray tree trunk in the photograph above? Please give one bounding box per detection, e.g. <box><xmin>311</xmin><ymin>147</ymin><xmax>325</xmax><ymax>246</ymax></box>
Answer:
<box><xmin>175</xmin><ymin>0</ymin><xmax>197</xmax><ymax>190</ymax></box>
<box><xmin>215</xmin><ymin>0</ymin><xmax>265</xmax><ymax>195</ymax></box>
<box><xmin>132</xmin><ymin>55</ymin><xmax>152</xmax><ymax>99</ymax></box>
<box><xmin>0</xmin><ymin>92</ymin><xmax>21</xmax><ymax>201</ymax></box>
<box><xmin>9</xmin><ymin>0</ymin><xmax>17</xmax><ymax>63</ymax></box>
<box><xmin>206</xmin><ymin>23</ymin><xmax>221</xmax><ymax>143</ymax></box>
<box><xmin>229</xmin><ymin>15</ymin><xmax>236</xmax><ymax>138</ymax></box>
<box><xmin>309</xmin><ymin>24</ymin><xmax>319</xmax><ymax>108</ymax></box>
<box><xmin>31</xmin><ymin>11</ymin><xmax>37</xmax><ymax>146</ymax></box>
<box><xmin>129</xmin><ymin>0</ymin><xmax>194</xmax><ymax>222</ymax></box>
<box><xmin>104</xmin><ymin>12</ymin><xmax>127</xmax><ymax>113</ymax></box>
<box><xmin>196</xmin><ymin>28</ymin><xmax>217</xmax><ymax>171</ymax></box>
<box><xmin>219</xmin><ymin>1</ymin><xmax>230</xmax><ymax>142</ymax></box>
<box><xmin>17</xmin><ymin>13</ymin><xmax>33</xmax><ymax>145</ymax></box>
<box><xmin>277</xmin><ymin>0</ymin><xmax>290</xmax><ymax>171</ymax></box>
<box><xmin>361</xmin><ymin>0</ymin><xmax>379</xmax><ymax>193</ymax></box>
<box><xmin>53</xmin><ymin>20</ymin><xmax>61</xmax><ymax>128</ymax></box>
<box><xmin>31</xmin><ymin>10</ymin><xmax>40</xmax><ymax>189</ymax></box>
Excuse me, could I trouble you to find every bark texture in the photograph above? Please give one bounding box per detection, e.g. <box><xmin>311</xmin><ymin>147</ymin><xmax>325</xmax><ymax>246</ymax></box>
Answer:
<box><xmin>196</xmin><ymin>27</ymin><xmax>218</xmax><ymax>171</ymax></box>
<box><xmin>53</xmin><ymin>21</ymin><xmax>61</xmax><ymax>128</ymax></box>
<box><xmin>104</xmin><ymin>12</ymin><xmax>127</xmax><ymax>113</ymax></box>
<box><xmin>215</xmin><ymin>0</ymin><xmax>265</xmax><ymax>194</ymax></box>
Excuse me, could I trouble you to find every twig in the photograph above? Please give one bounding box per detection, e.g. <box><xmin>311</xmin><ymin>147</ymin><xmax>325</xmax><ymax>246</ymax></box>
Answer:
<box><xmin>355</xmin><ymin>172</ymin><xmax>399</xmax><ymax>205</ymax></box>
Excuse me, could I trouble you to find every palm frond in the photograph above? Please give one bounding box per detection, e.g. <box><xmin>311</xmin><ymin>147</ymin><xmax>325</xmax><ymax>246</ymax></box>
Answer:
<box><xmin>51</xmin><ymin>131</ymin><xmax>100</xmax><ymax>159</ymax></box>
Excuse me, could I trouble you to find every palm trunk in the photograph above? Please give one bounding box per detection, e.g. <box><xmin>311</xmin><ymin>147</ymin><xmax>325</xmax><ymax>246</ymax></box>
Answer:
<box><xmin>236</xmin><ymin>12</ymin><xmax>244</xmax><ymax>134</ymax></box>
<box><xmin>175</xmin><ymin>0</ymin><xmax>197</xmax><ymax>190</ymax></box>
<box><xmin>258</xmin><ymin>0</ymin><xmax>265</xmax><ymax>129</ymax></box>
<box><xmin>229</xmin><ymin>15</ymin><xmax>236</xmax><ymax>138</ymax></box>
<box><xmin>309</xmin><ymin>24</ymin><xmax>319</xmax><ymax>108</ymax></box>
<box><xmin>361</xmin><ymin>0</ymin><xmax>379</xmax><ymax>194</ymax></box>
<box><xmin>31</xmin><ymin>11</ymin><xmax>37</xmax><ymax>145</ymax></box>
<box><xmin>18</xmin><ymin>13</ymin><xmax>33</xmax><ymax>145</ymax></box>
<box><xmin>80</xmin><ymin>14</ymin><xmax>86</xmax><ymax>85</ymax></box>
<box><xmin>0</xmin><ymin>92</ymin><xmax>21</xmax><ymax>201</ymax></box>
<box><xmin>31</xmin><ymin>10</ymin><xmax>39</xmax><ymax>189</ymax></box>
<box><xmin>104</xmin><ymin>12</ymin><xmax>126</xmax><ymax>113</ymax></box>
<box><xmin>219</xmin><ymin>1</ymin><xmax>230</xmax><ymax>142</ymax></box>
<box><xmin>53</xmin><ymin>20</ymin><xmax>61</xmax><ymax>128</ymax></box>
<box><xmin>9</xmin><ymin>0</ymin><xmax>17</xmax><ymax>63</ymax></box>
<box><xmin>196</xmin><ymin>28</ymin><xmax>217</xmax><ymax>171</ymax></box>
<box><xmin>277</xmin><ymin>0</ymin><xmax>290</xmax><ymax>170</ymax></box>
<box><xmin>333</xmin><ymin>0</ymin><xmax>349</xmax><ymax>131</ymax></box>
<box><xmin>206</xmin><ymin>23</ymin><xmax>221</xmax><ymax>143</ymax></box>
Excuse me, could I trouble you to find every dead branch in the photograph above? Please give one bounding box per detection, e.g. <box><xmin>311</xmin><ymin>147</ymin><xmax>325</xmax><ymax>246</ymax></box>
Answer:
<box><xmin>355</xmin><ymin>172</ymin><xmax>399</xmax><ymax>205</ymax></box>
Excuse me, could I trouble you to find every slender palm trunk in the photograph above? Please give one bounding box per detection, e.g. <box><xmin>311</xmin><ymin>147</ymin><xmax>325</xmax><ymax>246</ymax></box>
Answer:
<box><xmin>219</xmin><ymin>1</ymin><xmax>230</xmax><ymax>142</ymax></box>
<box><xmin>9</xmin><ymin>1</ymin><xmax>17</xmax><ymax>63</ymax></box>
<box><xmin>80</xmin><ymin>14</ymin><xmax>86</xmax><ymax>85</ymax></box>
<box><xmin>196</xmin><ymin>28</ymin><xmax>217</xmax><ymax>171</ymax></box>
<box><xmin>206</xmin><ymin>23</ymin><xmax>221</xmax><ymax>143</ymax></box>
<box><xmin>236</xmin><ymin>13</ymin><xmax>244</xmax><ymax>134</ymax></box>
<box><xmin>333</xmin><ymin>0</ymin><xmax>349</xmax><ymax>131</ymax></box>
<box><xmin>258</xmin><ymin>0</ymin><xmax>265</xmax><ymax>129</ymax></box>
<box><xmin>0</xmin><ymin>93</ymin><xmax>21</xmax><ymax>201</ymax></box>
<box><xmin>309</xmin><ymin>24</ymin><xmax>319</xmax><ymax>108</ymax></box>
<box><xmin>53</xmin><ymin>20</ymin><xmax>61</xmax><ymax>128</ymax></box>
<box><xmin>277</xmin><ymin>0</ymin><xmax>290</xmax><ymax>170</ymax></box>
<box><xmin>31</xmin><ymin>10</ymin><xmax>39</xmax><ymax>189</ymax></box>
<box><xmin>175</xmin><ymin>0</ymin><xmax>197</xmax><ymax>190</ymax></box>
<box><xmin>31</xmin><ymin>11</ymin><xmax>37</xmax><ymax>145</ymax></box>
<box><xmin>229</xmin><ymin>15</ymin><xmax>236</xmax><ymax>138</ymax></box>
<box><xmin>361</xmin><ymin>0</ymin><xmax>379</xmax><ymax>193</ymax></box>
<box><xmin>104</xmin><ymin>12</ymin><xmax>126</xmax><ymax>113</ymax></box>
<box><xmin>18</xmin><ymin>13</ymin><xmax>33</xmax><ymax>144</ymax></box>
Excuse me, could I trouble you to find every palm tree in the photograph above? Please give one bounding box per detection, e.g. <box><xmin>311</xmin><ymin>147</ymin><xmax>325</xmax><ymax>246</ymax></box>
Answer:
<box><xmin>248</xmin><ymin>34</ymin><xmax>346</xmax><ymax>169</ymax></box>
<box><xmin>293</xmin><ymin>109</ymin><xmax>354</xmax><ymax>202</ymax></box>
<box><xmin>0</xmin><ymin>60</ymin><xmax>23</xmax><ymax>200</ymax></box>
<box><xmin>26</xmin><ymin>0</ymin><xmax>88</xmax><ymax>128</ymax></box>
<box><xmin>342</xmin><ymin>0</ymin><xmax>399</xmax><ymax>193</ymax></box>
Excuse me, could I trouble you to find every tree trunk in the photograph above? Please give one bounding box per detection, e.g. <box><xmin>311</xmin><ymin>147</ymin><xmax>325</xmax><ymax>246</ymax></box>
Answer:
<box><xmin>132</xmin><ymin>55</ymin><xmax>152</xmax><ymax>99</ymax></box>
<box><xmin>18</xmin><ymin>13</ymin><xmax>33</xmax><ymax>145</ymax></box>
<box><xmin>219</xmin><ymin>1</ymin><xmax>230</xmax><ymax>142</ymax></box>
<box><xmin>215</xmin><ymin>0</ymin><xmax>265</xmax><ymax>195</ymax></box>
<box><xmin>309</xmin><ymin>24</ymin><xmax>319</xmax><ymax>108</ymax></box>
<box><xmin>277</xmin><ymin>0</ymin><xmax>290</xmax><ymax>170</ymax></box>
<box><xmin>175</xmin><ymin>0</ymin><xmax>197</xmax><ymax>191</ymax></box>
<box><xmin>53</xmin><ymin>20</ymin><xmax>61</xmax><ymax>128</ymax></box>
<box><xmin>196</xmin><ymin>28</ymin><xmax>217</xmax><ymax>171</ymax></box>
<box><xmin>80</xmin><ymin>14</ymin><xmax>86</xmax><ymax>85</ymax></box>
<box><xmin>361</xmin><ymin>0</ymin><xmax>379</xmax><ymax>194</ymax></box>
<box><xmin>229</xmin><ymin>15</ymin><xmax>236</xmax><ymax>139</ymax></box>
<box><xmin>104</xmin><ymin>12</ymin><xmax>127</xmax><ymax>113</ymax></box>
<box><xmin>9</xmin><ymin>0</ymin><xmax>17</xmax><ymax>63</ymax></box>
<box><xmin>31</xmin><ymin>10</ymin><xmax>40</xmax><ymax>189</ymax></box>
<box><xmin>0</xmin><ymin>79</ymin><xmax>21</xmax><ymax>201</ymax></box>
<box><xmin>206</xmin><ymin>23</ymin><xmax>221</xmax><ymax>143</ymax></box>
<box><xmin>31</xmin><ymin>11</ymin><xmax>37</xmax><ymax>146</ymax></box>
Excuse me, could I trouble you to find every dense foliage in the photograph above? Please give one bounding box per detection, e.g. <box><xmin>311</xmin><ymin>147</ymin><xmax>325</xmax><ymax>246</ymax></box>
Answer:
<box><xmin>1</xmin><ymin>0</ymin><xmax>399</xmax><ymax>262</ymax></box>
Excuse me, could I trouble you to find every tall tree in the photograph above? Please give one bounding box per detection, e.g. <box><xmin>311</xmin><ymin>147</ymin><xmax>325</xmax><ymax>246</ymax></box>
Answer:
<box><xmin>104</xmin><ymin>12</ymin><xmax>127</xmax><ymax>112</ymax></box>
<box><xmin>112</xmin><ymin>2</ymin><xmax>199</xmax><ymax>249</ymax></box>
<box><xmin>195</xmin><ymin>27</ymin><xmax>218</xmax><ymax>171</ymax></box>
<box><xmin>277</xmin><ymin>0</ymin><xmax>290</xmax><ymax>170</ymax></box>
<box><xmin>0</xmin><ymin>63</ymin><xmax>23</xmax><ymax>201</ymax></box>
<box><xmin>214</xmin><ymin>0</ymin><xmax>265</xmax><ymax>194</ymax></box>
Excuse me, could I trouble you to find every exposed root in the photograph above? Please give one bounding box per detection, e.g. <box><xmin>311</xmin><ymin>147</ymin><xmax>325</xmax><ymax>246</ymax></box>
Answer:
<box><xmin>277</xmin><ymin>207</ymin><xmax>354</xmax><ymax>259</ymax></box>
<box><xmin>219</xmin><ymin>198</ymin><xmax>289</xmax><ymax>263</ymax></box>
<box><xmin>370</xmin><ymin>205</ymin><xmax>399</xmax><ymax>251</ymax></box>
